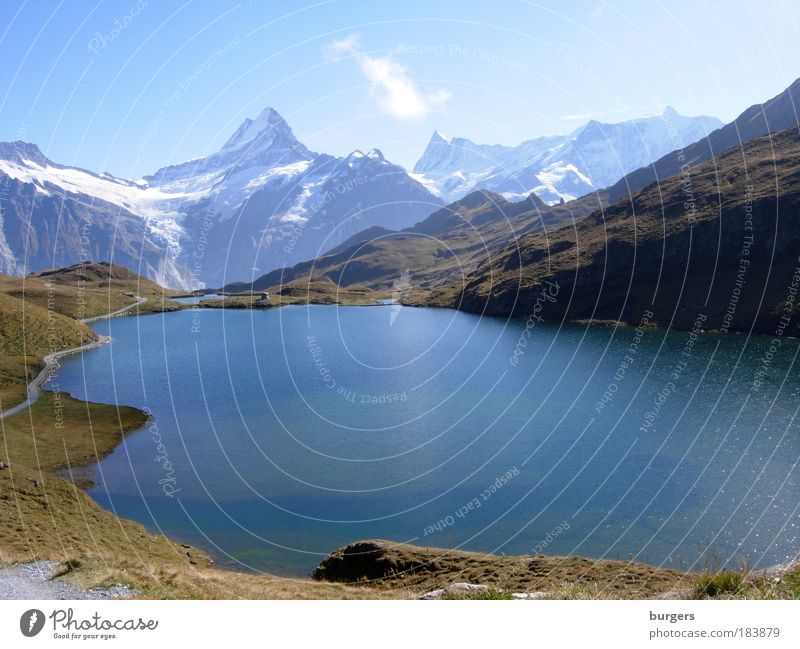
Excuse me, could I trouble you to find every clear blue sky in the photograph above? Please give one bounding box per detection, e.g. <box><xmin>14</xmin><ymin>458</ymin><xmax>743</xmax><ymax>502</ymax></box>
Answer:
<box><xmin>1</xmin><ymin>0</ymin><xmax>798</xmax><ymax>178</ymax></box>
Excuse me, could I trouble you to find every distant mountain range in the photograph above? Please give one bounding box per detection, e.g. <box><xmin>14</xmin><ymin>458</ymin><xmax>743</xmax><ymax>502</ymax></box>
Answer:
<box><xmin>0</xmin><ymin>109</ymin><xmax>440</xmax><ymax>288</ymax></box>
<box><xmin>230</xmin><ymin>77</ymin><xmax>800</xmax><ymax>337</ymax></box>
<box><xmin>0</xmin><ymin>103</ymin><xmax>730</xmax><ymax>289</ymax></box>
<box><xmin>411</xmin><ymin>108</ymin><xmax>722</xmax><ymax>204</ymax></box>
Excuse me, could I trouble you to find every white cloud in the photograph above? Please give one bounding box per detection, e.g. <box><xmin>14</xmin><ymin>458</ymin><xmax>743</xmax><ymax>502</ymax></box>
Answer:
<box><xmin>561</xmin><ymin>106</ymin><xmax>645</xmax><ymax>121</ymax></box>
<box><xmin>327</xmin><ymin>34</ymin><xmax>360</xmax><ymax>55</ymax></box>
<box><xmin>358</xmin><ymin>55</ymin><xmax>450</xmax><ymax>120</ymax></box>
<box><xmin>326</xmin><ymin>34</ymin><xmax>450</xmax><ymax>121</ymax></box>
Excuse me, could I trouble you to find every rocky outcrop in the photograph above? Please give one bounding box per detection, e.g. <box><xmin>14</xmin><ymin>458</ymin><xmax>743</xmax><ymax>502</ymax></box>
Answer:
<box><xmin>313</xmin><ymin>539</ymin><xmax>689</xmax><ymax>598</ymax></box>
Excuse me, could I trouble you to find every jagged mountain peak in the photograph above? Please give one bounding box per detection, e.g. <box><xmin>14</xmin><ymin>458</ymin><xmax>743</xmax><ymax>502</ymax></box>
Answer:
<box><xmin>344</xmin><ymin>148</ymin><xmax>386</xmax><ymax>164</ymax></box>
<box><xmin>222</xmin><ymin>107</ymin><xmax>294</xmax><ymax>150</ymax></box>
<box><xmin>412</xmin><ymin>131</ymin><xmax>496</xmax><ymax>177</ymax></box>
<box><xmin>145</xmin><ymin>107</ymin><xmax>315</xmax><ymax>190</ymax></box>
<box><xmin>430</xmin><ymin>129</ymin><xmax>452</xmax><ymax>144</ymax></box>
<box><xmin>572</xmin><ymin>119</ymin><xmax>602</xmax><ymax>136</ymax></box>
<box><xmin>0</xmin><ymin>140</ymin><xmax>49</xmax><ymax>166</ymax></box>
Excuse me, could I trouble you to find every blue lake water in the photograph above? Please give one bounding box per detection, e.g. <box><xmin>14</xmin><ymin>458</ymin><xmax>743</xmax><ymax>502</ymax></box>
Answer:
<box><xmin>170</xmin><ymin>293</ymin><xmax>225</xmax><ymax>304</ymax></box>
<box><xmin>53</xmin><ymin>305</ymin><xmax>800</xmax><ymax>576</ymax></box>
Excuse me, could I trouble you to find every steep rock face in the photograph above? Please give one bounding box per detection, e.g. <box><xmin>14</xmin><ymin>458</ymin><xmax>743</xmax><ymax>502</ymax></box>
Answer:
<box><xmin>413</xmin><ymin>108</ymin><xmax>722</xmax><ymax>204</ymax></box>
<box><xmin>0</xmin><ymin>109</ymin><xmax>442</xmax><ymax>288</ymax></box>
<box><xmin>0</xmin><ymin>146</ymin><xmax>180</xmax><ymax>285</ymax></box>
<box><xmin>454</xmin><ymin>125</ymin><xmax>800</xmax><ymax>336</ymax></box>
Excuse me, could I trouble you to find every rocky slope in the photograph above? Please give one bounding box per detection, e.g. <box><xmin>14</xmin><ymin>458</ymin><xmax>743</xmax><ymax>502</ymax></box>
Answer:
<box><xmin>442</xmin><ymin>124</ymin><xmax>800</xmax><ymax>336</ymax></box>
<box><xmin>0</xmin><ymin>142</ymin><xmax>175</xmax><ymax>282</ymax></box>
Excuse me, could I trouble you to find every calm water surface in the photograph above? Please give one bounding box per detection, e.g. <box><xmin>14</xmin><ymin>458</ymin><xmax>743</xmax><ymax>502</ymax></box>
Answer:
<box><xmin>53</xmin><ymin>305</ymin><xmax>800</xmax><ymax>576</ymax></box>
<box><xmin>170</xmin><ymin>293</ymin><xmax>225</xmax><ymax>303</ymax></box>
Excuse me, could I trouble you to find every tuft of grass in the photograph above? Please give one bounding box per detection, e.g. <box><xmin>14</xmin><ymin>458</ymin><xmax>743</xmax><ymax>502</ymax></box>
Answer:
<box><xmin>729</xmin><ymin>566</ymin><xmax>800</xmax><ymax>600</ymax></box>
<box><xmin>782</xmin><ymin>568</ymin><xmax>800</xmax><ymax>598</ymax></box>
<box><xmin>545</xmin><ymin>582</ymin><xmax>615</xmax><ymax>600</ymax></box>
<box><xmin>693</xmin><ymin>571</ymin><xmax>744</xmax><ymax>598</ymax></box>
<box><xmin>50</xmin><ymin>559</ymin><xmax>83</xmax><ymax>579</ymax></box>
<box><xmin>442</xmin><ymin>587</ymin><xmax>514</xmax><ymax>600</ymax></box>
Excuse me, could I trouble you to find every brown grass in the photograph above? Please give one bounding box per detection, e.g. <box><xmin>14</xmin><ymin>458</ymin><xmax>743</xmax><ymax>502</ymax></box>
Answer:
<box><xmin>0</xmin><ymin>391</ymin><xmax>148</xmax><ymax>472</ymax></box>
<box><xmin>204</xmin><ymin>277</ymin><xmax>382</xmax><ymax>309</ymax></box>
<box><xmin>313</xmin><ymin>540</ymin><xmax>691</xmax><ymax>599</ymax></box>
<box><xmin>0</xmin><ymin>292</ymin><xmax>97</xmax><ymax>411</ymax></box>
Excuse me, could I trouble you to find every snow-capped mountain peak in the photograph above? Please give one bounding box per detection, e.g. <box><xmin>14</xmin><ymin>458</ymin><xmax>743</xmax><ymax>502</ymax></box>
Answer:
<box><xmin>222</xmin><ymin>107</ymin><xmax>293</xmax><ymax>151</ymax></box>
<box><xmin>145</xmin><ymin>107</ymin><xmax>315</xmax><ymax>194</ymax></box>
<box><xmin>343</xmin><ymin>149</ymin><xmax>386</xmax><ymax>167</ymax></box>
<box><xmin>0</xmin><ymin>141</ymin><xmax>49</xmax><ymax>167</ymax></box>
<box><xmin>431</xmin><ymin>129</ymin><xmax>451</xmax><ymax>144</ymax></box>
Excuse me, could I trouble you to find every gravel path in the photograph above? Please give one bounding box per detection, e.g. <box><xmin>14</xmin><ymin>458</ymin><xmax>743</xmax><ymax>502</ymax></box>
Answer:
<box><xmin>0</xmin><ymin>296</ymin><xmax>146</xmax><ymax>420</ymax></box>
<box><xmin>0</xmin><ymin>561</ymin><xmax>136</xmax><ymax>600</ymax></box>
<box><xmin>80</xmin><ymin>295</ymin><xmax>146</xmax><ymax>324</ymax></box>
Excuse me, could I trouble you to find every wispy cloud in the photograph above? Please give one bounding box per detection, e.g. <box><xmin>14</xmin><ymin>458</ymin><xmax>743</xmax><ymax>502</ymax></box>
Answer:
<box><xmin>328</xmin><ymin>34</ymin><xmax>360</xmax><ymax>56</ymax></box>
<box><xmin>590</xmin><ymin>3</ymin><xmax>606</xmax><ymax>18</ymax></box>
<box><xmin>326</xmin><ymin>34</ymin><xmax>450</xmax><ymax>121</ymax></box>
<box><xmin>560</xmin><ymin>107</ymin><xmax>646</xmax><ymax>121</ymax></box>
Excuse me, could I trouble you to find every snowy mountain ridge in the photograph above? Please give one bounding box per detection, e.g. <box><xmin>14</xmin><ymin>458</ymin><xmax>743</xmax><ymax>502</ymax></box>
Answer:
<box><xmin>413</xmin><ymin>107</ymin><xmax>724</xmax><ymax>204</ymax></box>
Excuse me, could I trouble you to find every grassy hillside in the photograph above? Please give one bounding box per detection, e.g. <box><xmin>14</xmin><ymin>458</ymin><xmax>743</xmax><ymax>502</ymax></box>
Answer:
<box><xmin>0</xmin><ymin>261</ymin><xmax>181</xmax><ymax>320</ymax></box>
<box><xmin>0</xmin><ymin>293</ymin><xmax>95</xmax><ymax>357</ymax></box>
<box><xmin>205</xmin><ymin>277</ymin><xmax>381</xmax><ymax>309</ymax></box>
<box><xmin>221</xmin><ymin>191</ymin><xmax>600</xmax><ymax>295</ymax></box>
<box><xmin>0</xmin><ymin>261</ymin><xmax>186</xmax><ymax>411</ymax></box>
<box><xmin>0</xmin><ymin>292</ymin><xmax>96</xmax><ymax>409</ymax></box>
<box><xmin>603</xmin><ymin>78</ymin><xmax>800</xmax><ymax>204</ymax></box>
